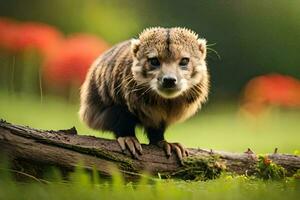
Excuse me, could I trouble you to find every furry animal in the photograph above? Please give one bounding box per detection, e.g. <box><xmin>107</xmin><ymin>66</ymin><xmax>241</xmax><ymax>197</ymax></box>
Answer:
<box><xmin>79</xmin><ymin>27</ymin><xmax>209</xmax><ymax>160</ymax></box>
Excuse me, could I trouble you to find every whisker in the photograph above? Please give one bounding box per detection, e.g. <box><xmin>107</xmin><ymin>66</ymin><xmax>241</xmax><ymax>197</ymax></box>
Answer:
<box><xmin>142</xmin><ymin>86</ymin><xmax>152</xmax><ymax>95</ymax></box>
<box><xmin>206</xmin><ymin>42</ymin><xmax>217</xmax><ymax>47</ymax></box>
<box><xmin>115</xmin><ymin>76</ymin><xmax>135</xmax><ymax>95</ymax></box>
<box><xmin>207</xmin><ymin>47</ymin><xmax>221</xmax><ymax>60</ymax></box>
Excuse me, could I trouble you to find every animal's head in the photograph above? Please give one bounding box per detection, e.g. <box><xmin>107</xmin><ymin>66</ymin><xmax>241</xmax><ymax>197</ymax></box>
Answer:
<box><xmin>131</xmin><ymin>27</ymin><xmax>208</xmax><ymax>99</ymax></box>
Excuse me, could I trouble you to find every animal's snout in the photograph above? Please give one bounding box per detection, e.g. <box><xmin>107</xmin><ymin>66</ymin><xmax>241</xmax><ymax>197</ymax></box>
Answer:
<box><xmin>162</xmin><ymin>75</ymin><xmax>177</xmax><ymax>89</ymax></box>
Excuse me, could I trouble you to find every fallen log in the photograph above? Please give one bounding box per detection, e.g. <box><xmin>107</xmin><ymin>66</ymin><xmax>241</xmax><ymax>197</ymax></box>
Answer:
<box><xmin>0</xmin><ymin>119</ymin><xmax>299</xmax><ymax>181</ymax></box>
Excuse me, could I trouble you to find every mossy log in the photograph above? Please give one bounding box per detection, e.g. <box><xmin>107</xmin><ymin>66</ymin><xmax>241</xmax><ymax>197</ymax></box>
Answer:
<box><xmin>0</xmin><ymin>119</ymin><xmax>299</xmax><ymax>181</ymax></box>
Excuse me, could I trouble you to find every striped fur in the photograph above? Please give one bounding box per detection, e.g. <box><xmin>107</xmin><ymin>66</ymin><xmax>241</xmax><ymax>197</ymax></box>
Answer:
<box><xmin>79</xmin><ymin>27</ymin><xmax>209</xmax><ymax>143</ymax></box>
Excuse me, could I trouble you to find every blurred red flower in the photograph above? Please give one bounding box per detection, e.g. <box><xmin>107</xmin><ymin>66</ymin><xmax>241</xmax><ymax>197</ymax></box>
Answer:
<box><xmin>0</xmin><ymin>18</ymin><xmax>19</xmax><ymax>51</ymax></box>
<box><xmin>241</xmin><ymin>74</ymin><xmax>300</xmax><ymax>115</ymax></box>
<box><xmin>0</xmin><ymin>17</ymin><xmax>63</xmax><ymax>56</ymax></box>
<box><xmin>43</xmin><ymin>34</ymin><xmax>109</xmax><ymax>89</ymax></box>
<box><xmin>15</xmin><ymin>22</ymin><xmax>63</xmax><ymax>56</ymax></box>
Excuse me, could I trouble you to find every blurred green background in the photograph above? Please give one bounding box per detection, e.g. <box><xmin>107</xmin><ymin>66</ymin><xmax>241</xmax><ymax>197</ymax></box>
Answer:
<box><xmin>2</xmin><ymin>0</ymin><xmax>300</xmax><ymax>98</ymax></box>
<box><xmin>0</xmin><ymin>0</ymin><xmax>300</xmax><ymax>153</ymax></box>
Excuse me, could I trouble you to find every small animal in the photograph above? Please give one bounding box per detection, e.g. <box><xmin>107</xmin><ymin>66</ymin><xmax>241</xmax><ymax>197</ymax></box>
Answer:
<box><xmin>79</xmin><ymin>27</ymin><xmax>209</xmax><ymax>160</ymax></box>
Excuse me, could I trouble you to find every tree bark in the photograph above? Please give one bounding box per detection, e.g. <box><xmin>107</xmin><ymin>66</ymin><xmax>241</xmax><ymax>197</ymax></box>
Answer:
<box><xmin>0</xmin><ymin>119</ymin><xmax>299</xmax><ymax>181</ymax></box>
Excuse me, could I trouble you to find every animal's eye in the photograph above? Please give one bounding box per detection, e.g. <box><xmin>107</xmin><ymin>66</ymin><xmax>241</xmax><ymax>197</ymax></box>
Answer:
<box><xmin>148</xmin><ymin>57</ymin><xmax>160</xmax><ymax>67</ymax></box>
<box><xmin>179</xmin><ymin>57</ymin><xmax>190</xmax><ymax>66</ymax></box>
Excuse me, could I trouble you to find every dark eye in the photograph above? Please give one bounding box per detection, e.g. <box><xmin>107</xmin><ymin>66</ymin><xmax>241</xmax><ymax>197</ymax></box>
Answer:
<box><xmin>179</xmin><ymin>57</ymin><xmax>190</xmax><ymax>66</ymax></box>
<box><xmin>148</xmin><ymin>57</ymin><xmax>160</xmax><ymax>67</ymax></box>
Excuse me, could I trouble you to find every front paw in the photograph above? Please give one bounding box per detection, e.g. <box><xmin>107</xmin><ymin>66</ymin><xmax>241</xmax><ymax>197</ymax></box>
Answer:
<box><xmin>156</xmin><ymin>140</ymin><xmax>189</xmax><ymax>161</ymax></box>
<box><xmin>117</xmin><ymin>136</ymin><xmax>143</xmax><ymax>159</ymax></box>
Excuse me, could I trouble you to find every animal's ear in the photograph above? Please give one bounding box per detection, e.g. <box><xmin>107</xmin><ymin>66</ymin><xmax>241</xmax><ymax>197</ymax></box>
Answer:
<box><xmin>197</xmin><ymin>38</ymin><xmax>207</xmax><ymax>59</ymax></box>
<box><xmin>131</xmin><ymin>39</ymin><xmax>140</xmax><ymax>57</ymax></box>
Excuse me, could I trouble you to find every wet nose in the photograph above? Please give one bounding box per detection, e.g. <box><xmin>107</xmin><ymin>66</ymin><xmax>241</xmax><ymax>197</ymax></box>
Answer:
<box><xmin>162</xmin><ymin>75</ymin><xmax>177</xmax><ymax>88</ymax></box>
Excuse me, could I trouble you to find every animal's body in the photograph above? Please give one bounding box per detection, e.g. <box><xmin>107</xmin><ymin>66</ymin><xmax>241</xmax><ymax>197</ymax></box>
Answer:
<box><xmin>79</xmin><ymin>27</ymin><xmax>209</xmax><ymax>160</ymax></box>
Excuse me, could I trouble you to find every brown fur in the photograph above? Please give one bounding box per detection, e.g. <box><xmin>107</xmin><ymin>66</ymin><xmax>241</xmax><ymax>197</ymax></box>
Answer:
<box><xmin>79</xmin><ymin>27</ymin><xmax>209</xmax><ymax>138</ymax></box>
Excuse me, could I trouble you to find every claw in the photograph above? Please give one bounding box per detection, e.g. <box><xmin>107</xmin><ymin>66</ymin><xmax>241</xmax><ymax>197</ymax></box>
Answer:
<box><xmin>156</xmin><ymin>140</ymin><xmax>189</xmax><ymax>161</ymax></box>
<box><xmin>117</xmin><ymin>137</ymin><xmax>126</xmax><ymax>153</ymax></box>
<box><xmin>117</xmin><ymin>136</ymin><xmax>143</xmax><ymax>159</ymax></box>
<box><xmin>132</xmin><ymin>137</ymin><xmax>143</xmax><ymax>155</ymax></box>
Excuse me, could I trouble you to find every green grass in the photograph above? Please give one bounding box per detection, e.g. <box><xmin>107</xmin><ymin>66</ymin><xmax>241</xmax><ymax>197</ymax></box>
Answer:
<box><xmin>0</xmin><ymin>167</ymin><xmax>299</xmax><ymax>200</ymax></box>
<box><xmin>1</xmin><ymin>91</ymin><xmax>300</xmax><ymax>200</ymax></box>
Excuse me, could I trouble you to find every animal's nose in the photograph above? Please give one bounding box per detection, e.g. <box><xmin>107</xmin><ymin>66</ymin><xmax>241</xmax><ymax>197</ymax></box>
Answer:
<box><xmin>162</xmin><ymin>75</ymin><xmax>177</xmax><ymax>88</ymax></box>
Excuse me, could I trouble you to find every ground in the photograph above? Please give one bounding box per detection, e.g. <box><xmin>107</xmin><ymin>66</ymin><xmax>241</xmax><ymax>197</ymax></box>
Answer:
<box><xmin>0</xmin><ymin>91</ymin><xmax>300</xmax><ymax>199</ymax></box>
